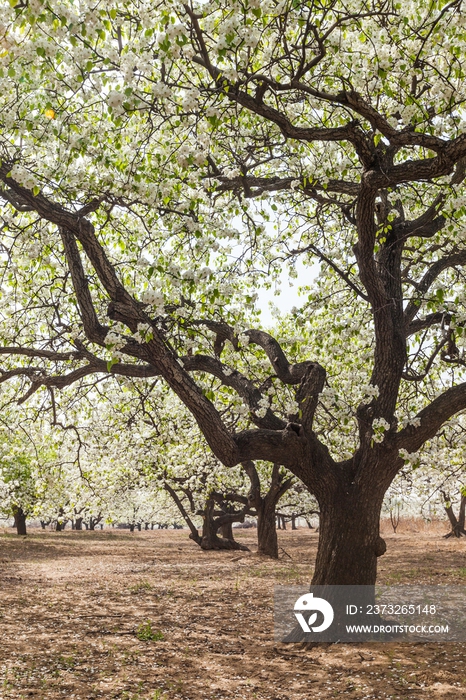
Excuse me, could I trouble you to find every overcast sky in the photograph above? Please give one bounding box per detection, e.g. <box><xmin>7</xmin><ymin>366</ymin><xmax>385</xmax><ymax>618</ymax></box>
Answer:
<box><xmin>255</xmin><ymin>258</ymin><xmax>315</xmax><ymax>327</ymax></box>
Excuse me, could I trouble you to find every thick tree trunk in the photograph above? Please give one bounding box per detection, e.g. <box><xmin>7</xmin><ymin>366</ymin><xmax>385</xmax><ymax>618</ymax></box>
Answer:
<box><xmin>257</xmin><ymin>502</ymin><xmax>278</xmax><ymax>558</ymax></box>
<box><xmin>291</xmin><ymin>515</ymin><xmax>297</xmax><ymax>530</ymax></box>
<box><xmin>283</xmin><ymin>484</ymin><xmax>387</xmax><ymax>643</ymax></box>
<box><xmin>312</xmin><ymin>492</ymin><xmax>386</xmax><ymax>585</ymax></box>
<box><xmin>75</xmin><ymin>517</ymin><xmax>83</xmax><ymax>530</ymax></box>
<box><xmin>13</xmin><ymin>507</ymin><xmax>27</xmax><ymax>536</ymax></box>
<box><xmin>56</xmin><ymin>507</ymin><xmax>65</xmax><ymax>532</ymax></box>
<box><xmin>442</xmin><ymin>493</ymin><xmax>466</xmax><ymax>538</ymax></box>
<box><xmin>220</xmin><ymin>521</ymin><xmax>234</xmax><ymax>540</ymax></box>
<box><xmin>200</xmin><ymin>497</ymin><xmax>249</xmax><ymax>551</ymax></box>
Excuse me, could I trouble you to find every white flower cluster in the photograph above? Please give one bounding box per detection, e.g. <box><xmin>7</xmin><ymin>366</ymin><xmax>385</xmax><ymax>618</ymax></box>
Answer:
<box><xmin>165</xmin><ymin>22</ymin><xmax>187</xmax><ymax>41</ymax></box>
<box><xmin>214</xmin><ymin>15</ymin><xmax>239</xmax><ymax>51</ymax></box>
<box><xmin>286</xmin><ymin>400</ymin><xmax>300</xmax><ymax>416</ymax></box>
<box><xmin>176</xmin><ymin>307</ymin><xmax>190</xmax><ymax>319</ymax></box>
<box><xmin>107</xmin><ymin>91</ymin><xmax>124</xmax><ymax>113</ymax></box>
<box><xmin>399</xmin><ymin>448</ymin><xmax>420</xmax><ymax>463</ymax></box>
<box><xmin>363</xmin><ymin>384</ymin><xmax>380</xmax><ymax>398</ymax></box>
<box><xmin>454</xmin><ymin>193</ymin><xmax>466</xmax><ymax>210</ymax></box>
<box><xmin>401</xmin><ymin>103</ymin><xmax>418</xmax><ymax>123</ymax></box>
<box><xmin>133</xmin><ymin>322</ymin><xmax>153</xmax><ymax>344</ymax></box>
<box><xmin>152</xmin><ymin>81</ymin><xmax>172</xmax><ymax>99</ymax></box>
<box><xmin>140</xmin><ymin>289</ymin><xmax>165</xmax><ymax>314</ymax></box>
<box><xmin>372</xmin><ymin>417</ymin><xmax>390</xmax><ymax>443</ymax></box>
<box><xmin>237</xmin><ymin>332</ymin><xmax>250</xmax><ymax>347</ymax></box>
<box><xmin>255</xmin><ymin>395</ymin><xmax>270</xmax><ymax>419</ymax></box>
<box><xmin>222</xmin><ymin>67</ymin><xmax>239</xmax><ymax>82</ymax></box>
<box><xmin>181</xmin><ymin>89</ymin><xmax>200</xmax><ymax>112</ymax></box>
<box><xmin>240</xmin><ymin>26</ymin><xmax>261</xmax><ymax>49</ymax></box>
<box><xmin>400</xmin><ymin>415</ymin><xmax>421</xmax><ymax>429</ymax></box>
<box><xmin>10</xmin><ymin>164</ymin><xmax>37</xmax><ymax>190</ymax></box>
<box><xmin>26</xmin><ymin>242</ymin><xmax>41</xmax><ymax>260</ymax></box>
<box><xmin>28</xmin><ymin>0</ymin><xmax>44</xmax><ymax>17</ymax></box>
<box><xmin>175</xmin><ymin>142</ymin><xmax>206</xmax><ymax>168</ymax></box>
<box><xmin>199</xmin><ymin>267</ymin><xmax>212</xmax><ymax>280</ymax></box>
<box><xmin>105</xmin><ymin>330</ymin><xmax>126</xmax><ymax>351</ymax></box>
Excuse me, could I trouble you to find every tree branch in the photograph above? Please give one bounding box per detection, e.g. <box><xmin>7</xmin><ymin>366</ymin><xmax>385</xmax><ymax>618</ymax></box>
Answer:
<box><xmin>404</xmin><ymin>251</ymin><xmax>466</xmax><ymax>326</ymax></box>
<box><xmin>396</xmin><ymin>382</ymin><xmax>466</xmax><ymax>453</ymax></box>
<box><xmin>164</xmin><ymin>481</ymin><xmax>201</xmax><ymax>544</ymax></box>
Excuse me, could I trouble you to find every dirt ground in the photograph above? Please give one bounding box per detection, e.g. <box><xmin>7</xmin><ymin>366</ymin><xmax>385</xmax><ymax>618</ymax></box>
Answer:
<box><xmin>0</xmin><ymin>520</ymin><xmax>465</xmax><ymax>700</ymax></box>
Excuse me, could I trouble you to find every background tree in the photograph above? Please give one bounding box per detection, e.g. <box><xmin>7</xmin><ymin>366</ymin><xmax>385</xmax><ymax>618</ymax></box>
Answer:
<box><xmin>0</xmin><ymin>396</ymin><xmax>60</xmax><ymax>534</ymax></box>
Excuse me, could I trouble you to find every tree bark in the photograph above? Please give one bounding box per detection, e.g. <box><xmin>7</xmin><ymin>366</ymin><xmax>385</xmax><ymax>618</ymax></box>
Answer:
<box><xmin>200</xmin><ymin>496</ymin><xmax>249</xmax><ymax>551</ymax></box>
<box><xmin>220</xmin><ymin>521</ymin><xmax>234</xmax><ymax>540</ymax></box>
<box><xmin>242</xmin><ymin>462</ymin><xmax>293</xmax><ymax>559</ymax></box>
<box><xmin>312</xmin><ymin>489</ymin><xmax>386</xmax><ymax>585</ymax></box>
<box><xmin>56</xmin><ymin>507</ymin><xmax>66</xmax><ymax>532</ymax></box>
<box><xmin>89</xmin><ymin>514</ymin><xmax>102</xmax><ymax>531</ymax></box>
<box><xmin>13</xmin><ymin>506</ymin><xmax>27</xmax><ymax>536</ymax></box>
<box><xmin>257</xmin><ymin>500</ymin><xmax>278</xmax><ymax>558</ymax></box>
<box><xmin>75</xmin><ymin>517</ymin><xmax>83</xmax><ymax>530</ymax></box>
<box><xmin>442</xmin><ymin>492</ymin><xmax>466</xmax><ymax>538</ymax></box>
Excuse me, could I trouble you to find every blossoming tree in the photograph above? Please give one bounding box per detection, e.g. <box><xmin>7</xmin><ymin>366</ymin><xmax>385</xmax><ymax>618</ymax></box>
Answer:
<box><xmin>1</xmin><ymin>0</ymin><xmax>466</xmax><ymax>584</ymax></box>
